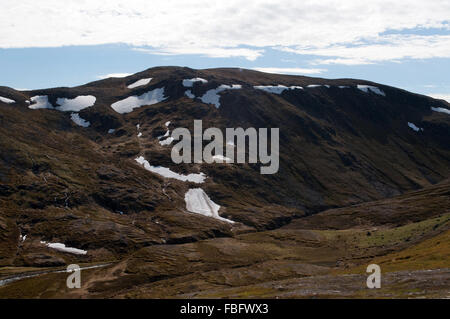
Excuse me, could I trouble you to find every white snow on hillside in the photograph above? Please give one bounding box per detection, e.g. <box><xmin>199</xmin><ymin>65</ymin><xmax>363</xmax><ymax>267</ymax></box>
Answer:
<box><xmin>408</xmin><ymin>122</ymin><xmax>423</xmax><ymax>132</ymax></box>
<box><xmin>70</xmin><ymin>113</ymin><xmax>90</xmax><ymax>127</ymax></box>
<box><xmin>200</xmin><ymin>84</ymin><xmax>242</xmax><ymax>108</ymax></box>
<box><xmin>29</xmin><ymin>95</ymin><xmax>53</xmax><ymax>109</ymax></box>
<box><xmin>158</xmin><ymin>121</ymin><xmax>174</xmax><ymax>145</ymax></box>
<box><xmin>45</xmin><ymin>242</ymin><xmax>87</xmax><ymax>255</ymax></box>
<box><xmin>431</xmin><ymin>106</ymin><xmax>450</xmax><ymax>115</ymax></box>
<box><xmin>0</xmin><ymin>96</ymin><xmax>15</xmax><ymax>104</ymax></box>
<box><xmin>338</xmin><ymin>86</ymin><xmax>350</xmax><ymax>89</ymax></box>
<box><xmin>159</xmin><ymin>130</ymin><xmax>170</xmax><ymax>138</ymax></box>
<box><xmin>159</xmin><ymin>137</ymin><xmax>174</xmax><ymax>145</ymax></box>
<box><xmin>254</xmin><ymin>85</ymin><xmax>303</xmax><ymax>94</ymax></box>
<box><xmin>357</xmin><ymin>85</ymin><xmax>385</xmax><ymax>96</ymax></box>
<box><xmin>212</xmin><ymin>155</ymin><xmax>232</xmax><ymax>163</ymax></box>
<box><xmin>135</xmin><ymin>156</ymin><xmax>206</xmax><ymax>183</ymax></box>
<box><xmin>184</xmin><ymin>188</ymin><xmax>234</xmax><ymax>223</ymax></box>
<box><xmin>111</xmin><ymin>88</ymin><xmax>167</xmax><ymax>114</ymax></box>
<box><xmin>29</xmin><ymin>95</ymin><xmax>96</xmax><ymax>111</ymax></box>
<box><xmin>127</xmin><ymin>78</ymin><xmax>152</xmax><ymax>89</ymax></box>
<box><xmin>185</xmin><ymin>90</ymin><xmax>195</xmax><ymax>98</ymax></box>
<box><xmin>56</xmin><ymin>95</ymin><xmax>96</xmax><ymax>112</ymax></box>
<box><xmin>182</xmin><ymin>78</ymin><xmax>208</xmax><ymax>87</ymax></box>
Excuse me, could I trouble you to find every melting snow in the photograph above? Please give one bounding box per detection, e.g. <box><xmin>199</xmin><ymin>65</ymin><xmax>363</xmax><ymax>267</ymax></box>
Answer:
<box><xmin>111</xmin><ymin>88</ymin><xmax>167</xmax><ymax>114</ymax></box>
<box><xmin>108</xmin><ymin>129</ymin><xmax>115</xmax><ymax>134</ymax></box>
<box><xmin>254</xmin><ymin>85</ymin><xmax>303</xmax><ymax>95</ymax></box>
<box><xmin>212</xmin><ymin>155</ymin><xmax>232</xmax><ymax>163</ymax></box>
<box><xmin>135</xmin><ymin>156</ymin><xmax>206</xmax><ymax>183</ymax></box>
<box><xmin>159</xmin><ymin>137</ymin><xmax>174</xmax><ymax>145</ymax></box>
<box><xmin>185</xmin><ymin>90</ymin><xmax>195</xmax><ymax>98</ymax></box>
<box><xmin>29</xmin><ymin>95</ymin><xmax>53</xmax><ymax>109</ymax></box>
<box><xmin>127</xmin><ymin>78</ymin><xmax>152</xmax><ymax>89</ymax></box>
<box><xmin>0</xmin><ymin>96</ymin><xmax>15</xmax><ymax>104</ymax></box>
<box><xmin>45</xmin><ymin>242</ymin><xmax>87</xmax><ymax>255</ymax></box>
<box><xmin>184</xmin><ymin>188</ymin><xmax>234</xmax><ymax>223</ymax></box>
<box><xmin>200</xmin><ymin>84</ymin><xmax>242</xmax><ymax>108</ymax></box>
<box><xmin>19</xmin><ymin>234</ymin><xmax>27</xmax><ymax>242</ymax></box>
<box><xmin>159</xmin><ymin>130</ymin><xmax>170</xmax><ymax>138</ymax></box>
<box><xmin>357</xmin><ymin>85</ymin><xmax>385</xmax><ymax>96</ymax></box>
<box><xmin>70</xmin><ymin>113</ymin><xmax>90</xmax><ymax>127</ymax></box>
<box><xmin>431</xmin><ymin>107</ymin><xmax>450</xmax><ymax>115</ymax></box>
<box><xmin>29</xmin><ymin>95</ymin><xmax>96</xmax><ymax>111</ymax></box>
<box><xmin>408</xmin><ymin>122</ymin><xmax>423</xmax><ymax>132</ymax></box>
<box><xmin>158</xmin><ymin>121</ymin><xmax>173</xmax><ymax>145</ymax></box>
<box><xmin>137</xmin><ymin>132</ymin><xmax>143</xmax><ymax>137</ymax></box>
<box><xmin>182</xmin><ymin>78</ymin><xmax>208</xmax><ymax>87</ymax></box>
<box><xmin>338</xmin><ymin>86</ymin><xmax>350</xmax><ymax>89</ymax></box>
<box><xmin>56</xmin><ymin>96</ymin><xmax>96</xmax><ymax>112</ymax></box>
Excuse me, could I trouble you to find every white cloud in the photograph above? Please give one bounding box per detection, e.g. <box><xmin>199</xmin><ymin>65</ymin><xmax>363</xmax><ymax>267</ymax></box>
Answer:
<box><xmin>0</xmin><ymin>0</ymin><xmax>450</xmax><ymax>64</ymax></box>
<box><xmin>97</xmin><ymin>73</ymin><xmax>132</xmax><ymax>79</ymax></box>
<box><xmin>428</xmin><ymin>93</ymin><xmax>450</xmax><ymax>103</ymax></box>
<box><xmin>134</xmin><ymin>47</ymin><xmax>263</xmax><ymax>61</ymax></box>
<box><xmin>284</xmin><ymin>35</ymin><xmax>450</xmax><ymax>65</ymax></box>
<box><xmin>251</xmin><ymin>67</ymin><xmax>326</xmax><ymax>75</ymax></box>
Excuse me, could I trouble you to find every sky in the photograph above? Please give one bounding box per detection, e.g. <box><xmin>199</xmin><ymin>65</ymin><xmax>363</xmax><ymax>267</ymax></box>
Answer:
<box><xmin>0</xmin><ymin>0</ymin><xmax>449</xmax><ymax>101</ymax></box>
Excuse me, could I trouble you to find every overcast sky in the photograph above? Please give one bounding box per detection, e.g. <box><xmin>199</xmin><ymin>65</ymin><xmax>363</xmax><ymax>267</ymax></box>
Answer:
<box><xmin>1</xmin><ymin>0</ymin><xmax>449</xmax><ymax>101</ymax></box>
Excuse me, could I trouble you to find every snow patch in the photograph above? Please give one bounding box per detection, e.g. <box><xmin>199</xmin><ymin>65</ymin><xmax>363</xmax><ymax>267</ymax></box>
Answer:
<box><xmin>408</xmin><ymin>122</ymin><xmax>423</xmax><ymax>132</ymax></box>
<box><xmin>357</xmin><ymin>85</ymin><xmax>385</xmax><ymax>96</ymax></box>
<box><xmin>185</xmin><ymin>90</ymin><xmax>195</xmax><ymax>98</ymax></box>
<box><xmin>182</xmin><ymin>78</ymin><xmax>208</xmax><ymax>87</ymax></box>
<box><xmin>200</xmin><ymin>84</ymin><xmax>242</xmax><ymax>108</ymax></box>
<box><xmin>159</xmin><ymin>136</ymin><xmax>174</xmax><ymax>145</ymax></box>
<box><xmin>111</xmin><ymin>88</ymin><xmax>167</xmax><ymax>114</ymax></box>
<box><xmin>108</xmin><ymin>129</ymin><xmax>115</xmax><ymax>134</ymax></box>
<box><xmin>431</xmin><ymin>107</ymin><xmax>450</xmax><ymax>115</ymax></box>
<box><xmin>29</xmin><ymin>95</ymin><xmax>53</xmax><ymax>109</ymax></box>
<box><xmin>135</xmin><ymin>156</ymin><xmax>206</xmax><ymax>183</ymax></box>
<box><xmin>70</xmin><ymin>113</ymin><xmax>90</xmax><ymax>127</ymax></box>
<box><xmin>29</xmin><ymin>95</ymin><xmax>96</xmax><ymax>111</ymax></box>
<box><xmin>127</xmin><ymin>78</ymin><xmax>152</xmax><ymax>89</ymax></box>
<box><xmin>254</xmin><ymin>85</ymin><xmax>303</xmax><ymax>94</ymax></box>
<box><xmin>56</xmin><ymin>95</ymin><xmax>96</xmax><ymax>112</ymax></box>
<box><xmin>45</xmin><ymin>242</ymin><xmax>87</xmax><ymax>255</ymax></box>
<box><xmin>184</xmin><ymin>188</ymin><xmax>234</xmax><ymax>223</ymax></box>
<box><xmin>0</xmin><ymin>96</ymin><xmax>15</xmax><ymax>104</ymax></box>
<box><xmin>158</xmin><ymin>121</ymin><xmax>173</xmax><ymax>145</ymax></box>
<box><xmin>212</xmin><ymin>155</ymin><xmax>232</xmax><ymax>163</ymax></box>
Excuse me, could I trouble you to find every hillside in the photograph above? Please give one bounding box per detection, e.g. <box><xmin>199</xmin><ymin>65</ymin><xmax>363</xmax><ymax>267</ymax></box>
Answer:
<box><xmin>0</xmin><ymin>67</ymin><xmax>449</xmax><ymax>298</ymax></box>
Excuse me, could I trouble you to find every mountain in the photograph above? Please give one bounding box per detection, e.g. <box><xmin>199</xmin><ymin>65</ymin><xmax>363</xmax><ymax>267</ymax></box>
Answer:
<box><xmin>0</xmin><ymin>67</ymin><xmax>449</xmax><ymax>298</ymax></box>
